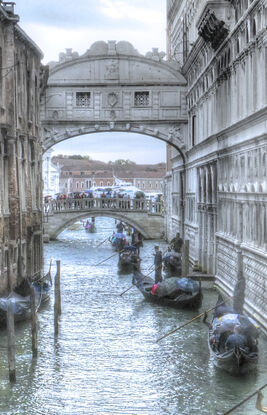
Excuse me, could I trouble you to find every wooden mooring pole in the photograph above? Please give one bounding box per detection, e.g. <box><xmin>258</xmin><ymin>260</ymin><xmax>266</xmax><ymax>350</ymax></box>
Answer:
<box><xmin>54</xmin><ymin>260</ymin><xmax>61</xmax><ymax>335</ymax></box>
<box><xmin>30</xmin><ymin>286</ymin><xmax>38</xmax><ymax>358</ymax></box>
<box><xmin>182</xmin><ymin>240</ymin><xmax>190</xmax><ymax>277</ymax></box>
<box><xmin>7</xmin><ymin>300</ymin><xmax>16</xmax><ymax>382</ymax></box>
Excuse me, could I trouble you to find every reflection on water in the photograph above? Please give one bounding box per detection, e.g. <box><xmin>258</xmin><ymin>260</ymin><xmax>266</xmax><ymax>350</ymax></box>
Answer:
<box><xmin>0</xmin><ymin>217</ymin><xmax>266</xmax><ymax>415</ymax></box>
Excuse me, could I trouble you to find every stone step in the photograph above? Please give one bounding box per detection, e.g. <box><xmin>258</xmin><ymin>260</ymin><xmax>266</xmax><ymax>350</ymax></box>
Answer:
<box><xmin>187</xmin><ymin>274</ymin><xmax>215</xmax><ymax>281</ymax></box>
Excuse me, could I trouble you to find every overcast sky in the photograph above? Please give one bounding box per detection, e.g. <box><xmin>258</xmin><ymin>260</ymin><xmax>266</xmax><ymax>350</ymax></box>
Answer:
<box><xmin>16</xmin><ymin>0</ymin><xmax>167</xmax><ymax>163</ymax></box>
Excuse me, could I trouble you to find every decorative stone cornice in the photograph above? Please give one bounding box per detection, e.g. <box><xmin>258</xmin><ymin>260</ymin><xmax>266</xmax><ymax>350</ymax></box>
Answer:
<box><xmin>198</xmin><ymin>8</ymin><xmax>229</xmax><ymax>50</ymax></box>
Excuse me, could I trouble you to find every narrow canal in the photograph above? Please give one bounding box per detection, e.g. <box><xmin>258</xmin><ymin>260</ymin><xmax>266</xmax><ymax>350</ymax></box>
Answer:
<box><xmin>0</xmin><ymin>217</ymin><xmax>266</xmax><ymax>415</ymax></box>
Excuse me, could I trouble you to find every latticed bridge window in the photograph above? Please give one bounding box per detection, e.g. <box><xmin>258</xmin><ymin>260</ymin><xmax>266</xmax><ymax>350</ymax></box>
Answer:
<box><xmin>76</xmin><ymin>92</ymin><xmax>91</xmax><ymax>107</ymax></box>
<box><xmin>134</xmin><ymin>91</ymin><xmax>149</xmax><ymax>107</ymax></box>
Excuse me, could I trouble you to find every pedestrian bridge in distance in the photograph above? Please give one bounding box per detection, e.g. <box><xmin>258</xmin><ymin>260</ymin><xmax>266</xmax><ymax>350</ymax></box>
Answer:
<box><xmin>43</xmin><ymin>197</ymin><xmax>164</xmax><ymax>241</ymax></box>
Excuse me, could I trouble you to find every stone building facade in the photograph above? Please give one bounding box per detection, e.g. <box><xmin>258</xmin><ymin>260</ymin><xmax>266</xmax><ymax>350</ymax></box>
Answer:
<box><xmin>0</xmin><ymin>3</ymin><xmax>43</xmax><ymax>293</ymax></box>
<box><xmin>166</xmin><ymin>0</ymin><xmax>267</xmax><ymax>330</ymax></box>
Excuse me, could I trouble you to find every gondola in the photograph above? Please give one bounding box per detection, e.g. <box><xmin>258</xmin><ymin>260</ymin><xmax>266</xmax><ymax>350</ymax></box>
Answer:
<box><xmin>0</xmin><ymin>271</ymin><xmax>52</xmax><ymax>327</ymax></box>
<box><xmin>163</xmin><ymin>252</ymin><xmax>182</xmax><ymax>277</ymax></box>
<box><xmin>118</xmin><ymin>246</ymin><xmax>140</xmax><ymax>272</ymax></box>
<box><xmin>85</xmin><ymin>223</ymin><xmax>97</xmax><ymax>233</ymax></box>
<box><xmin>132</xmin><ymin>270</ymin><xmax>202</xmax><ymax>309</ymax></box>
<box><xmin>204</xmin><ymin>296</ymin><xmax>259</xmax><ymax>375</ymax></box>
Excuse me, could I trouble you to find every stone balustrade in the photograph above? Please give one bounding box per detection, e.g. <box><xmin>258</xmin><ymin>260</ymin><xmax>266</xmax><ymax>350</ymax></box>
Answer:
<box><xmin>44</xmin><ymin>197</ymin><xmax>163</xmax><ymax>215</ymax></box>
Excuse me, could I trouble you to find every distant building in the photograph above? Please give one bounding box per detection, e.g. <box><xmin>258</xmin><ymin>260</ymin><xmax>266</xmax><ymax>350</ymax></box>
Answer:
<box><xmin>54</xmin><ymin>157</ymin><xmax>165</xmax><ymax>194</ymax></box>
<box><xmin>42</xmin><ymin>149</ymin><xmax>61</xmax><ymax>198</ymax></box>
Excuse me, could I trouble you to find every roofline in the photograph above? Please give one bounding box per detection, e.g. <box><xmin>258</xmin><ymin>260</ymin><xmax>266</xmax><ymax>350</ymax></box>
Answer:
<box><xmin>49</xmin><ymin>54</ymin><xmax>187</xmax><ymax>84</ymax></box>
<box><xmin>14</xmin><ymin>24</ymin><xmax>44</xmax><ymax>58</ymax></box>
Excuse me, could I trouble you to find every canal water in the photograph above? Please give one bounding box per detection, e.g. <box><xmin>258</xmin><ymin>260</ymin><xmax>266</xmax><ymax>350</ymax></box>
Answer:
<box><xmin>0</xmin><ymin>217</ymin><xmax>266</xmax><ymax>415</ymax></box>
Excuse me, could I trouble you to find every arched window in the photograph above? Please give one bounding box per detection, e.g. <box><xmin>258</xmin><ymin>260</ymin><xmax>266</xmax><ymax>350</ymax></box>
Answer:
<box><xmin>246</xmin><ymin>24</ymin><xmax>249</xmax><ymax>43</ymax></box>
<box><xmin>252</xmin><ymin>18</ymin><xmax>256</xmax><ymax>37</ymax></box>
<box><xmin>236</xmin><ymin>38</ymin><xmax>240</xmax><ymax>54</ymax></box>
<box><xmin>228</xmin><ymin>48</ymin><xmax>231</xmax><ymax>64</ymax></box>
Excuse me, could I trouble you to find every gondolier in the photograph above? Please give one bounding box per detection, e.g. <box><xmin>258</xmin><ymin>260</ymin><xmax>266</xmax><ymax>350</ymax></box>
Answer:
<box><xmin>170</xmin><ymin>232</ymin><xmax>183</xmax><ymax>253</ymax></box>
<box><xmin>154</xmin><ymin>246</ymin><xmax>162</xmax><ymax>283</ymax></box>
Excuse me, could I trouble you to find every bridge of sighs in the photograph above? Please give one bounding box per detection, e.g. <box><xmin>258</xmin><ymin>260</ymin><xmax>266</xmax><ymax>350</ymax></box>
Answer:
<box><xmin>41</xmin><ymin>40</ymin><xmax>188</xmax><ymax>238</ymax></box>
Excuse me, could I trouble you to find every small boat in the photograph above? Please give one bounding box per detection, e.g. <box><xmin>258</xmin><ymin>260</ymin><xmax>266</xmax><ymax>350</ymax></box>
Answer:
<box><xmin>204</xmin><ymin>296</ymin><xmax>259</xmax><ymax>375</ymax></box>
<box><xmin>0</xmin><ymin>281</ymin><xmax>42</xmax><ymax>327</ymax></box>
<box><xmin>132</xmin><ymin>270</ymin><xmax>202</xmax><ymax>309</ymax></box>
<box><xmin>118</xmin><ymin>246</ymin><xmax>140</xmax><ymax>271</ymax></box>
<box><xmin>163</xmin><ymin>252</ymin><xmax>182</xmax><ymax>277</ymax></box>
<box><xmin>85</xmin><ymin>222</ymin><xmax>97</xmax><ymax>233</ymax></box>
<box><xmin>0</xmin><ymin>269</ymin><xmax>52</xmax><ymax>327</ymax></box>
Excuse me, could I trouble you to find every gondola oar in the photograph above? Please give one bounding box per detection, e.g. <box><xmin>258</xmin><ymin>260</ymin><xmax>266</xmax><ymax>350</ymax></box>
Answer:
<box><xmin>94</xmin><ymin>245</ymin><xmax>127</xmax><ymax>266</ymax></box>
<box><xmin>221</xmin><ymin>383</ymin><xmax>267</xmax><ymax>415</ymax></box>
<box><xmin>119</xmin><ymin>264</ymin><xmax>161</xmax><ymax>297</ymax></box>
<box><xmin>96</xmin><ymin>237</ymin><xmax>110</xmax><ymax>248</ymax></box>
<box><xmin>94</xmin><ymin>251</ymin><xmax>119</xmax><ymax>266</ymax></box>
<box><xmin>156</xmin><ymin>301</ymin><xmax>225</xmax><ymax>342</ymax></box>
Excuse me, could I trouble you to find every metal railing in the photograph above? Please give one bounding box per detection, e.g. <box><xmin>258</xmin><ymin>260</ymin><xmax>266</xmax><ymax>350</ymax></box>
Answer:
<box><xmin>44</xmin><ymin>197</ymin><xmax>163</xmax><ymax>215</ymax></box>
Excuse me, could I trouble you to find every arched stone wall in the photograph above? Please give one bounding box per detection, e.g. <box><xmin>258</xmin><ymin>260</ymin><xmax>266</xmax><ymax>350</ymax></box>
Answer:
<box><xmin>44</xmin><ymin>210</ymin><xmax>164</xmax><ymax>241</ymax></box>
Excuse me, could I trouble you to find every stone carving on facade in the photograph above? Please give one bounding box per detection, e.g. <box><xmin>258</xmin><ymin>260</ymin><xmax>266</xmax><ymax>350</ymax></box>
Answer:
<box><xmin>104</xmin><ymin>60</ymin><xmax>119</xmax><ymax>80</ymax></box>
<box><xmin>58</xmin><ymin>48</ymin><xmax>79</xmax><ymax>63</ymax></box>
<box><xmin>145</xmin><ymin>48</ymin><xmax>166</xmax><ymax>62</ymax></box>
<box><xmin>168</xmin><ymin>126</ymin><xmax>184</xmax><ymax>147</ymax></box>
<box><xmin>107</xmin><ymin>92</ymin><xmax>118</xmax><ymax>107</ymax></box>
<box><xmin>110</xmin><ymin>110</ymin><xmax>116</xmax><ymax>120</ymax></box>
<box><xmin>198</xmin><ymin>9</ymin><xmax>229</xmax><ymax>50</ymax></box>
<box><xmin>43</xmin><ymin>127</ymin><xmax>58</xmax><ymax>141</ymax></box>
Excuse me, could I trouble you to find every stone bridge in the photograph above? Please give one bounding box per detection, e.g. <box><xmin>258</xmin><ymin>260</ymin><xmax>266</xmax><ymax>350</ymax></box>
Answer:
<box><xmin>41</xmin><ymin>40</ymin><xmax>187</xmax><ymax>160</ymax></box>
<box><xmin>43</xmin><ymin>197</ymin><xmax>164</xmax><ymax>240</ymax></box>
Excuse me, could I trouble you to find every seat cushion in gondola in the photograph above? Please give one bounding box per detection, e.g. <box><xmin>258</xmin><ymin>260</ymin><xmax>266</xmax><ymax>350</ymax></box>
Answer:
<box><xmin>176</xmin><ymin>278</ymin><xmax>200</xmax><ymax>293</ymax></box>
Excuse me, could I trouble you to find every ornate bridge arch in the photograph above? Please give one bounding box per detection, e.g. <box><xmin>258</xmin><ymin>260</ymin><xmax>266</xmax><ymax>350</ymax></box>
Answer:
<box><xmin>41</xmin><ymin>40</ymin><xmax>188</xmax><ymax>160</ymax></box>
<box><xmin>44</xmin><ymin>209</ymin><xmax>164</xmax><ymax>241</ymax></box>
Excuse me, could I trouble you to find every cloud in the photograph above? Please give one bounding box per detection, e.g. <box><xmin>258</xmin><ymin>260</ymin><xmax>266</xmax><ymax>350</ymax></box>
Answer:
<box><xmin>99</xmin><ymin>0</ymin><xmax>164</xmax><ymax>24</ymax></box>
<box><xmin>16</xmin><ymin>0</ymin><xmax>166</xmax><ymax>63</ymax></box>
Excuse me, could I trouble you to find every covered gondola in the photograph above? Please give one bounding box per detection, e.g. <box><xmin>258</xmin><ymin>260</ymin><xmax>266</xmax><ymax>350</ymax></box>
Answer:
<box><xmin>132</xmin><ymin>271</ymin><xmax>202</xmax><ymax>309</ymax></box>
<box><xmin>204</xmin><ymin>296</ymin><xmax>259</xmax><ymax>375</ymax></box>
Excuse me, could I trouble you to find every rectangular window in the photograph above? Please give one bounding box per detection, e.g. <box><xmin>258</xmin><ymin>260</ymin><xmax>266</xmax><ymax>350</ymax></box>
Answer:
<box><xmin>76</xmin><ymin>92</ymin><xmax>91</xmax><ymax>107</ymax></box>
<box><xmin>134</xmin><ymin>91</ymin><xmax>149</xmax><ymax>107</ymax></box>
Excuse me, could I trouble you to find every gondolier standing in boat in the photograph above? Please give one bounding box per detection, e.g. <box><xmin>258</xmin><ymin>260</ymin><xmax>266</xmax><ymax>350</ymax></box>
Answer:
<box><xmin>154</xmin><ymin>246</ymin><xmax>163</xmax><ymax>283</ymax></box>
<box><xmin>170</xmin><ymin>232</ymin><xmax>183</xmax><ymax>253</ymax></box>
<box><xmin>116</xmin><ymin>221</ymin><xmax>124</xmax><ymax>233</ymax></box>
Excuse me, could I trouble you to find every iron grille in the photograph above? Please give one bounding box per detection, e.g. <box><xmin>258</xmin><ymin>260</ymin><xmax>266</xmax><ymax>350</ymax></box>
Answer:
<box><xmin>76</xmin><ymin>92</ymin><xmax>91</xmax><ymax>107</ymax></box>
<box><xmin>134</xmin><ymin>91</ymin><xmax>149</xmax><ymax>107</ymax></box>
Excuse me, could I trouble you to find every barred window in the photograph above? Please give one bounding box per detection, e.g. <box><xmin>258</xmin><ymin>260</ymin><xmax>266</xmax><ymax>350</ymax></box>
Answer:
<box><xmin>134</xmin><ymin>91</ymin><xmax>149</xmax><ymax>107</ymax></box>
<box><xmin>76</xmin><ymin>92</ymin><xmax>91</xmax><ymax>107</ymax></box>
